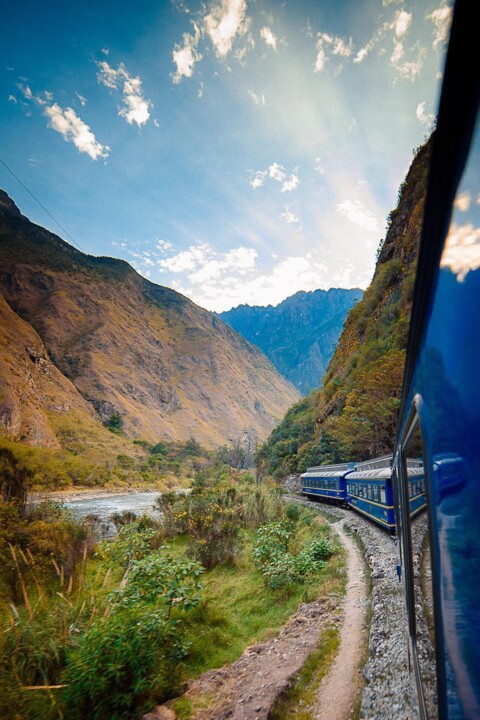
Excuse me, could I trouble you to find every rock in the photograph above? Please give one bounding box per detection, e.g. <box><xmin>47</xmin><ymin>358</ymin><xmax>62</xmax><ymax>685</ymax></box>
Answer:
<box><xmin>142</xmin><ymin>707</ymin><xmax>176</xmax><ymax>720</ymax></box>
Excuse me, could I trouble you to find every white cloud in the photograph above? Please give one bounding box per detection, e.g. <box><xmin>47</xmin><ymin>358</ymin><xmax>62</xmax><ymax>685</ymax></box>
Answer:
<box><xmin>17</xmin><ymin>83</ymin><xmax>34</xmax><ymax>100</ymax></box>
<box><xmin>248</xmin><ymin>90</ymin><xmax>265</xmax><ymax>106</ymax></box>
<box><xmin>314</xmin><ymin>157</ymin><xmax>325</xmax><ymax>174</ymax></box>
<box><xmin>336</xmin><ymin>199</ymin><xmax>379</xmax><ymax>232</ymax></box>
<box><xmin>101</xmin><ymin>48</ymin><xmax>109</xmax><ymax>55</ymax></box>
<box><xmin>8</xmin><ymin>95</ymin><xmax>17</xmax><ymax>104</ymax></box>
<box><xmin>268</xmin><ymin>162</ymin><xmax>286</xmax><ymax>182</ymax></box>
<box><xmin>314</xmin><ymin>47</ymin><xmax>327</xmax><ymax>73</ymax></box>
<box><xmin>393</xmin><ymin>10</ymin><xmax>412</xmax><ymax>38</ymax></box>
<box><xmin>332</xmin><ymin>37</ymin><xmax>353</xmax><ymax>57</ymax></box>
<box><xmin>416</xmin><ymin>101</ymin><xmax>435</xmax><ymax>127</ymax></box>
<box><xmin>281</xmin><ymin>173</ymin><xmax>299</xmax><ymax>193</ymax></box>
<box><xmin>76</xmin><ymin>92</ymin><xmax>87</xmax><ymax>106</ymax></box>
<box><xmin>390</xmin><ymin>43</ymin><xmax>425</xmax><ymax>80</ymax></box>
<box><xmin>427</xmin><ymin>3</ymin><xmax>453</xmax><ymax>49</ymax></box>
<box><xmin>172</xmin><ymin>254</ymin><xmax>335</xmax><ymax>311</ymax></box>
<box><xmin>281</xmin><ymin>209</ymin><xmax>299</xmax><ymax>224</ymax></box>
<box><xmin>260</xmin><ymin>26</ymin><xmax>277</xmax><ymax>50</ymax></box>
<box><xmin>249</xmin><ymin>170</ymin><xmax>267</xmax><ymax>189</ymax></box>
<box><xmin>172</xmin><ymin>25</ymin><xmax>203</xmax><ymax>83</ymax></box>
<box><xmin>158</xmin><ymin>242</ymin><xmax>257</xmax><ymax>286</ymax></box>
<box><xmin>314</xmin><ymin>32</ymin><xmax>352</xmax><ymax>73</ymax></box>
<box><xmin>198</xmin><ymin>82</ymin><xmax>204</xmax><ymax>98</ymax></box>
<box><xmin>97</xmin><ymin>61</ymin><xmax>152</xmax><ymax>126</ymax></box>
<box><xmin>249</xmin><ymin>162</ymin><xmax>299</xmax><ymax>192</ymax></box>
<box><xmin>156</xmin><ymin>239</ymin><xmax>173</xmax><ymax>252</ymax></box>
<box><xmin>44</xmin><ymin>104</ymin><xmax>110</xmax><ymax>160</ymax></box>
<box><xmin>441</xmin><ymin>223</ymin><xmax>480</xmax><ymax>281</ymax></box>
<box><xmin>159</xmin><ymin>242</ymin><xmax>210</xmax><ymax>273</ymax></box>
<box><xmin>203</xmin><ymin>0</ymin><xmax>249</xmax><ymax>58</ymax></box>
<box><xmin>454</xmin><ymin>192</ymin><xmax>471</xmax><ymax>213</ymax></box>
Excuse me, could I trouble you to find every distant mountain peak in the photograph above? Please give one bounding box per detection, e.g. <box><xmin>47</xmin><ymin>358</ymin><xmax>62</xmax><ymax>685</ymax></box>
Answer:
<box><xmin>219</xmin><ymin>287</ymin><xmax>363</xmax><ymax>395</ymax></box>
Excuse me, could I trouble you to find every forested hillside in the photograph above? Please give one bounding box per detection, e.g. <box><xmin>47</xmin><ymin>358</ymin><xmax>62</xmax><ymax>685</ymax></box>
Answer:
<box><xmin>218</xmin><ymin>288</ymin><xmax>363</xmax><ymax>394</ymax></box>
<box><xmin>257</xmin><ymin>137</ymin><xmax>432</xmax><ymax>477</ymax></box>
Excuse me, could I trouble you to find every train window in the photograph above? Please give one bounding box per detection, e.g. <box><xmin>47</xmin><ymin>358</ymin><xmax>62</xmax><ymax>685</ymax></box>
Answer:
<box><xmin>403</xmin><ymin>416</ymin><xmax>438</xmax><ymax>718</ymax></box>
<box><xmin>380</xmin><ymin>485</ymin><xmax>386</xmax><ymax>504</ymax></box>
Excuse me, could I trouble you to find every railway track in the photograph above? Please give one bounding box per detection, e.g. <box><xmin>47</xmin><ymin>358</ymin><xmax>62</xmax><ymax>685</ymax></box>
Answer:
<box><xmin>284</xmin><ymin>493</ymin><xmax>434</xmax><ymax>719</ymax></box>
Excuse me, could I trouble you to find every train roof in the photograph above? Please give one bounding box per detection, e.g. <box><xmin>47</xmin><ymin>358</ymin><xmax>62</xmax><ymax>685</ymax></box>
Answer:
<box><xmin>347</xmin><ymin>468</ymin><xmax>393</xmax><ymax>480</ymax></box>
<box><xmin>354</xmin><ymin>455</ymin><xmax>393</xmax><ymax>471</ymax></box>
<box><xmin>304</xmin><ymin>462</ymin><xmax>353</xmax><ymax>473</ymax></box>
<box><xmin>300</xmin><ymin>465</ymin><xmax>349</xmax><ymax>478</ymax></box>
<box><xmin>348</xmin><ymin>466</ymin><xmax>424</xmax><ymax>480</ymax></box>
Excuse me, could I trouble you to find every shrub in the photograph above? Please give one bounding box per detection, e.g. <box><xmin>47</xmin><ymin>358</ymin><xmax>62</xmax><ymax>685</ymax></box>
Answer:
<box><xmin>252</xmin><ymin>521</ymin><xmax>330</xmax><ymax>590</ymax></box>
<box><xmin>62</xmin><ymin>550</ymin><xmax>204</xmax><ymax>719</ymax></box>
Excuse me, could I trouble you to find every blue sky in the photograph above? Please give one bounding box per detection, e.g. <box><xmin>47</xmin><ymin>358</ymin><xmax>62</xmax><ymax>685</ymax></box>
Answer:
<box><xmin>1</xmin><ymin>0</ymin><xmax>451</xmax><ymax>311</ymax></box>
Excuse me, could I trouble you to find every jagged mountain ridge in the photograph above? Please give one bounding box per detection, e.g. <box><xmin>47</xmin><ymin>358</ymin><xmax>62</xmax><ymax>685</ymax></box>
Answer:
<box><xmin>257</xmin><ymin>137</ymin><xmax>432</xmax><ymax>475</ymax></box>
<box><xmin>218</xmin><ymin>288</ymin><xmax>363</xmax><ymax>394</ymax></box>
<box><xmin>0</xmin><ymin>191</ymin><xmax>300</xmax><ymax>449</ymax></box>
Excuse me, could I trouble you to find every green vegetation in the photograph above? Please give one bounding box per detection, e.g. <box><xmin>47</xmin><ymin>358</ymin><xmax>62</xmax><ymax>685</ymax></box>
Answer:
<box><xmin>0</xmin><ymin>436</ymin><xmax>214</xmax><ymax>492</ymax></box>
<box><xmin>269</xmin><ymin>627</ymin><xmax>340</xmax><ymax>720</ymax></box>
<box><xmin>0</xmin><ymin>467</ymin><xmax>345</xmax><ymax>720</ymax></box>
<box><xmin>257</xmin><ymin>136</ymin><xmax>432</xmax><ymax>476</ymax></box>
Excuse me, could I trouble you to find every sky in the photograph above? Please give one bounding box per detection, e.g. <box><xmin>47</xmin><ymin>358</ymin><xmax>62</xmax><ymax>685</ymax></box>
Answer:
<box><xmin>0</xmin><ymin>0</ymin><xmax>451</xmax><ymax>312</ymax></box>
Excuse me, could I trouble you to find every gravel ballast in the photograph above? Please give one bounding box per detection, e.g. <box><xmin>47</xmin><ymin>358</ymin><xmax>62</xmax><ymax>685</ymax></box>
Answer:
<box><xmin>285</xmin><ymin>494</ymin><xmax>434</xmax><ymax>720</ymax></box>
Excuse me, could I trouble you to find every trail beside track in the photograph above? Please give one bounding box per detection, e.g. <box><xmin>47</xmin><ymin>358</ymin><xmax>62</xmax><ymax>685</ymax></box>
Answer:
<box><xmin>287</xmin><ymin>496</ymin><xmax>422</xmax><ymax>720</ymax></box>
<box><xmin>149</xmin><ymin>495</ymin><xmax>429</xmax><ymax>720</ymax></box>
<box><xmin>306</xmin><ymin>520</ymin><xmax>366</xmax><ymax>720</ymax></box>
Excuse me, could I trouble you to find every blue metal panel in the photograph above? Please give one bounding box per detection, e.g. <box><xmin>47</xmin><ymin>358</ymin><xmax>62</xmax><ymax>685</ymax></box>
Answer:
<box><xmin>402</xmin><ymin>108</ymin><xmax>480</xmax><ymax>720</ymax></box>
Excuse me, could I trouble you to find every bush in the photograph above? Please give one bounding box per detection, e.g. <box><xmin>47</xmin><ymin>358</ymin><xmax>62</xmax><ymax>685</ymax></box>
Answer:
<box><xmin>252</xmin><ymin>521</ymin><xmax>330</xmax><ymax>590</ymax></box>
<box><xmin>62</xmin><ymin>549</ymin><xmax>204</xmax><ymax>719</ymax></box>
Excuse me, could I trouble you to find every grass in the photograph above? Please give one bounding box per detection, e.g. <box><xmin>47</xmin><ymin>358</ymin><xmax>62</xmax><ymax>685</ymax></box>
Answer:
<box><xmin>180</xmin><ymin>519</ymin><xmax>346</xmax><ymax>676</ymax></box>
<box><xmin>169</xmin><ymin>514</ymin><xmax>347</xmax><ymax>718</ymax></box>
<box><xmin>269</xmin><ymin>626</ymin><xmax>340</xmax><ymax>720</ymax></box>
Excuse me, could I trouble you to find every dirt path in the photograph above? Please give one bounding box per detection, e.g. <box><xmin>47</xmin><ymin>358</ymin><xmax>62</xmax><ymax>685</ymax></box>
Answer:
<box><xmin>178</xmin><ymin>596</ymin><xmax>340</xmax><ymax>720</ymax></box>
<box><xmin>308</xmin><ymin>520</ymin><xmax>367</xmax><ymax>720</ymax></box>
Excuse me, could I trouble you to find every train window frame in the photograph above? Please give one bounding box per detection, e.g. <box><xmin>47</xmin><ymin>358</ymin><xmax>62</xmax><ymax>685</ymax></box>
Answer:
<box><xmin>395</xmin><ymin>396</ymin><xmax>445</xmax><ymax>720</ymax></box>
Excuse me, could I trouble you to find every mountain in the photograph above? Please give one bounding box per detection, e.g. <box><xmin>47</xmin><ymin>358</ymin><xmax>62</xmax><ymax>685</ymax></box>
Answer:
<box><xmin>0</xmin><ymin>190</ymin><xmax>300</xmax><ymax>451</ymax></box>
<box><xmin>257</xmin><ymin>136</ymin><xmax>432</xmax><ymax>476</ymax></box>
<box><xmin>218</xmin><ymin>288</ymin><xmax>363</xmax><ymax>395</ymax></box>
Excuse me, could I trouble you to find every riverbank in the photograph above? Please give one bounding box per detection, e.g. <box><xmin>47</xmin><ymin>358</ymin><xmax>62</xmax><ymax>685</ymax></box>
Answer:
<box><xmin>29</xmin><ymin>484</ymin><xmax>191</xmax><ymax>504</ymax></box>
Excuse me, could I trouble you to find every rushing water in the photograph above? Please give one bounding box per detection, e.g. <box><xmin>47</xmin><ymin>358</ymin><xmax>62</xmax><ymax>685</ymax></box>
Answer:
<box><xmin>61</xmin><ymin>492</ymin><xmax>163</xmax><ymax>536</ymax></box>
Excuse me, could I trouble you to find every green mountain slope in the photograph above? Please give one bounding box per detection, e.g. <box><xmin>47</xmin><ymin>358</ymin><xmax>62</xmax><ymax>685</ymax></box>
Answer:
<box><xmin>257</xmin><ymin>137</ymin><xmax>432</xmax><ymax>477</ymax></box>
<box><xmin>218</xmin><ymin>288</ymin><xmax>363</xmax><ymax>395</ymax></box>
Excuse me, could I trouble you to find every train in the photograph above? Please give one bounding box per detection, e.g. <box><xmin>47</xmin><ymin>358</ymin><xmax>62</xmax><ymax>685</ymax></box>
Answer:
<box><xmin>300</xmin><ymin>455</ymin><xmax>426</xmax><ymax>531</ymax></box>
<box><xmin>391</xmin><ymin>0</ymin><xmax>480</xmax><ymax>717</ymax></box>
<box><xmin>302</xmin><ymin>1</ymin><xmax>479</xmax><ymax>717</ymax></box>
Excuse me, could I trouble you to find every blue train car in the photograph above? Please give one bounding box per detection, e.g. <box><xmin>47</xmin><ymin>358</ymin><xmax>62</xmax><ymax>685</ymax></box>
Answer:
<box><xmin>393</xmin><ymin>1</ymin><xmax>480</xmax><ymax>716</ymax></box>
<box><xmin>300</xmin><ymin>463</ymin><xmax>352</xmax><ymax>504</ymax></box>
<box><xmin>407</xmin><ymin>467</ymin><xmax>427</xmax><ymax>519</ymax></box>
<box><xmin>346</xmin><ymin>465</ymin><xmax>396</xmax><ymax>531</ymax></box>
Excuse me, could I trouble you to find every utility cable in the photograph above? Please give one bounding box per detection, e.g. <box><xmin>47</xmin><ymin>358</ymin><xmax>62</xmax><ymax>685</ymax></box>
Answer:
<box><xmin>0</xmin><ymin>158</ymin><xmax>84</xmax><ymax>251</ymax></box>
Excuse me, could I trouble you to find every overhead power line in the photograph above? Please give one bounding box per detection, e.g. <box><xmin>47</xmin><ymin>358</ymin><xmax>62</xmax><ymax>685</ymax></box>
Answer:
<box><xmin>0</xmin><ymin>158</ymin><xmax>84</xmax><ymax>252</ymax></box>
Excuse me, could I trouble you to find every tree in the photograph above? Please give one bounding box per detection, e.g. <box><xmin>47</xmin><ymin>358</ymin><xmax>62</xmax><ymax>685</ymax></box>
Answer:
<box><xmin>0</xmin><ymin>445</ymin><xmax>28</xmax><ymax>511</ymax></box>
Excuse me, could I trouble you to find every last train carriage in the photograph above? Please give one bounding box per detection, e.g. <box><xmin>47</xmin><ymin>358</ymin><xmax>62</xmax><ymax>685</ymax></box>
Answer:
<box><xmin>391</xmin><ymin>0</ymin><xmax>480</xmax><ymax>718</ymax></box>
<box><xmin>300</xmin><ymin>455</ymin><xmax>426</xmax><ymax>531</ymax></box>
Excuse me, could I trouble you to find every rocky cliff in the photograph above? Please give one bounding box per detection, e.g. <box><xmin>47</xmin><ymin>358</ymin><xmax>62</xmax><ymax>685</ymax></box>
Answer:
<box><xmin>0</xmin><ymin>191</ymin><xmax>300</xmax><ymax>450</ymax></box>
<box><xmin>219</xmin><ymin>288</ymin><xmax>363</xmax><ymax>395</ymax></box>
